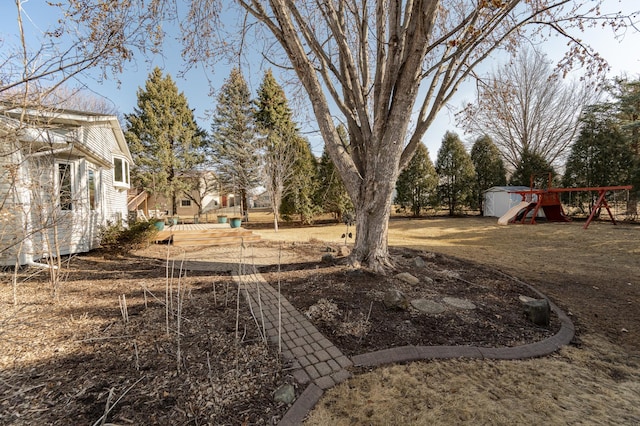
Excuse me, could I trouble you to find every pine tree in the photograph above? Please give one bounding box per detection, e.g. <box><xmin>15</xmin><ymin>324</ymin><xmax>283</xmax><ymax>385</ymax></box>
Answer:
<box><xmin>395</xmin><ymin>143</ymin><xmax>438</xmax><ymax>217</ymax></box>
<box><xmin>611</xmin><ymin>77</ymin><xmax>640</xmax><ymax>216</ymax></box>
<box><xmin>509</xmin><ymin>150</ymin><xmax>556</xmax><ymax>188</ymax></box>
<box><xmin>280</xmin><ymin>136</ymin><xmax>319</xmax><ymax>224</ymax></box>
<box><xmin>210</xmin><ymin>68</ymin><xmax>260</xmax><ymax>217</ymax></box>
<box><xmin>563</xmin><ymin>106</ymin><xmax>634</xmax><ymax>212</ymax></box>
<box><xmin>315</xmin><ymin>125</ymin><xmax>352</xmax><ymax>221</ymax></box>
<box><xmin>435</xmin><ymin>132</ymin><xmax>476</xmax><ymax>215</ymax></box>
<box><xmin>125</xmin><ymin>67</ymin><xmax>205</xmax><ymax>215</ymax></box>
<box><xmin>470</xmin><ymin>135</ymin><xmax>507</xmax><ymax>214</ymax></box>
<box><xmin>254</xmin><ymin>69</ymin><xmax>298</xmax><ymax>231</ymax></box>
<box><xmin>316</xmin><ymin>148</ymin><xmax>353</xmax><ymax>221</ymax></box>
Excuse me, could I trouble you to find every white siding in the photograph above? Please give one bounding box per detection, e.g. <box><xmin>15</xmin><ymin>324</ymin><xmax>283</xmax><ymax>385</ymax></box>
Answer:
<box><xmin>83</xmin><ymin>125</ymin><xmax>114</xmax><ymax>161</ymax></box>
<box><xmin>0</xmin><ymin>141</ymin><xmax>30</xmax><ymax>265</ymax></box>
<box><xmin>1</xmin><ymin>112</ymin><xmax>131</xmax><ymax>265</ymax></box>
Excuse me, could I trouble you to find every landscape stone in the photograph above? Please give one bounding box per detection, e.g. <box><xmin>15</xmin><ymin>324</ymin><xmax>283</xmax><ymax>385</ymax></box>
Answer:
<box><xmin>321</xmin><ymin>253</ymin><xmax>335</xmax><ymax>264</ymax></box>
<box><xmin>521</xmin><ymin>298</ymin><xmax>551</xmax><ymax>326</ymax></box>
<box><xmin>410</xmin><ymin>298</ymin><xmax>446</xmax><ymax>314</ymax></box>
<box><xmin>273</xmin><ymin>384</ymin><xmax>296</xmax><ymax>405</ymax></box>
<box><xmin>396</xmin><ymin>272</ymin><xmax>420</xmax><ymax>285</ymax></box>
<box><xmin>412</xmin><ymin>257</ymin><xmax>426</xmax><ymax>267</ymax></box>
<box><xmin>383</xmin><ymin>289</ymin><xmax>409</xmax><ymax>310</ymax></box>
<box><xmin>443</xmin><ymin>297</ymin><xmax>476</xmax><ymax>310</ymax></box>
<box><xmin>338</xmin><ymin>245</ymin><xmax>351</xmax><ymax>257</ymax></box>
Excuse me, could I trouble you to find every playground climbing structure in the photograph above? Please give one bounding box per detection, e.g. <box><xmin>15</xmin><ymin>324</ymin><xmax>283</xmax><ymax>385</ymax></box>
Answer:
<box><xmin>498</xmin><ymin>175</ymin><xmax>633</xmax><ymax>229</ymax></box>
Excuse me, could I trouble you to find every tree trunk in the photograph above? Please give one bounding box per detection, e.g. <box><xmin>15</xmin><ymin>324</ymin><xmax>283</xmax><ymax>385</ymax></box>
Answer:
<box><xmin>350</xmin><ymin>173</ymin><xmax>397</xmax><ymax>272</ymax></box>
<box><xmin>352</xmin><ymin>196</ymin><xmax>393</xmax><ymax>272</ymax></box>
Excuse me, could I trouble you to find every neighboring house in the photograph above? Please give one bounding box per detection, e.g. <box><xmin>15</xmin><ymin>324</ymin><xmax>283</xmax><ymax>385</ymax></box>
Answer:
<box><xmin>0</xmin><ymin>106</ymin><xmax>132</xmax><ymax>266</ymax></box>
<box><xmin>483</xmin><ymin>186</ymin><xmax>543</xmax><ymax>218</ymax></box>
<box><xmin>252</xmin><ymin>190</ymin><xmax>272</xmax><ymax>208</ymax></box>
<box><xmin>129</xmin><ymin>171</ymin><xmax>223</xmax><ymax>220</ymax></box>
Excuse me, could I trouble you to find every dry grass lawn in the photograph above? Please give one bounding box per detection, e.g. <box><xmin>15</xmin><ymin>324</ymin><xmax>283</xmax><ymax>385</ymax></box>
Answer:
<box><xmin>252</xmin><ymin>215</ymin><xmax>640</xmax><ymax>425</ymax></box>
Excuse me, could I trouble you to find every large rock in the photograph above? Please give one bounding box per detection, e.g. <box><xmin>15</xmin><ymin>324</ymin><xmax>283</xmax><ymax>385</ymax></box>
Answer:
<box><xmin>321</xmin><ymin>253</ymin><xmax>336</xmax><ymax>264</ymax></box>
<box><xmin>443</xmin><ymin>297</ymin><xmax>476</xmax><ymax>310</ymax></box>
<box><xmin>412</xmin><ymin>257</ymin><xmax>426</xmax><ymax>268</ymax></box>
<box><xmin>520</xmin><ymin>297</ymin><xmax>551</xmax><ymax>326</ymax></box>
<box><xmin>338</xmin><ymin>245</ymin><xmax>351</xmax><ymax>257</ymax></box>
<box><xmin>273</xmin><ymin>384</ymin><xmax>296</xmax><ymax>405</ymax></box>
<box><xmin>383</xmin><ymin>289</ymin><xmax>409</xmax><ymax>310</ymax></box>
<box><xmin>411</xmin><ymin>299</ymin><xmax>446</xmax><ymax>314</ymax></box>
<box><xmin>396</xmin><ymin>272</ymin><xmax>420</xmax><ymax>285</ymax></box>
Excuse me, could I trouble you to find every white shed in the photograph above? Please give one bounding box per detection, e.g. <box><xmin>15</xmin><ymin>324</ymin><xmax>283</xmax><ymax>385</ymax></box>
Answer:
<box><xmin>483</xmin><ymin>186</ymin><xmax>536</xmax><ymax>218</ymax></box>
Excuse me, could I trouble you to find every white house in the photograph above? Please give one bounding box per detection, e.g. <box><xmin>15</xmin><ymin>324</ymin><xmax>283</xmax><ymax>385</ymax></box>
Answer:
<box><xmin>0</xmin><ymin>107</ymin><xmax>133</xmax><ymax>266</ymax></box>
<box><xmin>483</xmin><ymin>186</ymin><xmax>543</xmax><ymax>218</ymax></box>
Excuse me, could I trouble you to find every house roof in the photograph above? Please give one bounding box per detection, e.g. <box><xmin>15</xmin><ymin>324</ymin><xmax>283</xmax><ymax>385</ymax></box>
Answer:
<box><xmin>2</xmin><ymin>106</ymin><xmax>133</xmax><ymax>166</ymax></box>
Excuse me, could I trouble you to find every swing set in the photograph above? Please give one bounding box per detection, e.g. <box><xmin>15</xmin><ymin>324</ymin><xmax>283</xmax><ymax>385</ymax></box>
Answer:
<box><xmin>500</xmin><ymin>174</ymin><xmax>633</xmax><ymax>229</ymax></box>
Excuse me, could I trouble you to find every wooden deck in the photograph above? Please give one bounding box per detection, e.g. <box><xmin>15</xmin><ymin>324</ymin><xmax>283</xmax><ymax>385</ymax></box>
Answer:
<box><xmin>155</xmin><ymin>224</ymin><xmax>261</xmax><ymax>247</ymax></box>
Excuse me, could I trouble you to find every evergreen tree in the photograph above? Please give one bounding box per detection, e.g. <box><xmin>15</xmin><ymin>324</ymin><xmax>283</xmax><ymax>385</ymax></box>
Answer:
<box><xmin>563</xmin><ymin>106</ymin><xmax>634</xmax><ymax>212</ymax></box>
<box><xmin>435</xmin><ymin>132</ymin><xmax>476</xmax><ymax>215</ymax></box>
<box><xmin>210</xmin><ymin>68</ymin><xmax>260</xmax><ymax>216</ymax></box>
<box><xmin>125</xmin><ymin>67</ymin><xmax>205</xmax><ymax>215</ymax></box>
<box><xmin>509</xmin><ymin>150</ymin><xmax>556</xmax><ymax>187</ymax></box>
<box><xmin>613</xmin><ymin>78</ymin><xmax>640</xmax><ymax>157</ymax></box>
<box><xmin>315</xmin><ymin>125</ymin><xmax>353</xmax><ymax>221</ymax></box>
<box><xmin>316</xmin><ymin>149</ymin><xmax>353</xmax><ymax>221</ymax></box>
<box><xmin>470</xmin><ymin>135</ymin><xmax>507</xmax><ymax>214</ymax></box>
<box><xmin>280</xmin><ymin>136</ymin><xmax>319</xmax><ymax>224</ymax></box>
<box><xmin>254</xmin><ymin>69</ymin><xmax>298</xmax><ymax>231</ymax></box>
<box><xmin>611</xmin><ymin>77</ymin><xmax>640</xmax><ymax>216</ymax></box>
<box><xmin>395</xmin><ymin>143</ymin><xmax>438</xmax><ymax>217</ymax></box>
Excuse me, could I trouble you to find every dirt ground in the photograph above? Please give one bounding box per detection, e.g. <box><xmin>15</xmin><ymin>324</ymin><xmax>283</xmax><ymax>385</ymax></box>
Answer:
<box><xmin>1</xmin><ymin>216</ymin><xmax>638</xmax><ymax>425</ymax></box>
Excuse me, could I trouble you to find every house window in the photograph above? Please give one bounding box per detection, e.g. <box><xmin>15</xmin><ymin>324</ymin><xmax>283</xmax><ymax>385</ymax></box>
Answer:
<box><xmin>181</xmin><ymin>199</ymin><xmax>191</xmax><ymax>207</ymax></box>
<box><xmin>58</xmin><ymin>163</ymin><xmax>73</xmax><ymax>211</ymax></box>
<box><xmin>113</xmin><ymin>157</ymin><xmax>130</xmax><ymax>189</ymax></box>
<box><xmin>88</xmin><ymin>169</ymin><xmax>97</xmax><ymax>210</ymax></box>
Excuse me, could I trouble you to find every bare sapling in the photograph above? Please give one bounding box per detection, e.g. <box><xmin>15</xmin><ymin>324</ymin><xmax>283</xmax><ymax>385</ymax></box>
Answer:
<box><xmin>358</xmin><ymin>301</ymin><xmax>374</xmax><ymax>344</ymax></box>
<box><xmin>133</xmin><ymin>340</ymin><xmax>140</xmax><ymax>371</ymax></box>
<box><xmin>206</xmin><ymin>351</ymin><xmax>213</xmax><ymax>384</ymax></box>
<box><xmin>234</xmin><ymin>243</ymin><xmax>245</xmax><ymax>341</ymax></box>
<box><xmin>174</xmin><ymin>251</ymin><xmax>187</xmax><ymax>375</ymax></box>
<box><xmin>244</xmin><ymin>285</ymin><xmax>266</xmax><ymax>344</ymax></box>
<box><xmin>165</xmin><ymin>244</ymin><xmax>170</xmax><ymax>336</ymax></box>
<box><xmin>176</xmin><ymin>268</ymin><xmax>183</xmax><ymax>375</ymax></box>
<box><xmin>118</xmin><ymin>294</ymin><xmax>129</xmax><ymax>324</ymax></box>
<box><xmin>278</xmin><ymin>245</ymin><xmax>282</xmax><ymax>354</ymax></box>
<box><xmin>91</xmin><ymin>376</ymin><xmax>145</xmax><ymax>426</ymax></box>
<box><xmin>142</xmin><ymin>286</ymin><xmax>148</xmax><ymax>309</ymax></box>
<box><xmin>235</xmin><ymin>278</ymin><xmax>241</xmax><ymax>341</ymax></box>
<box><xmin>252</xmin><ymin>246</ymin><xmax>266</xmax><ymax>343</ymax></box>
<box><xmin>12</xmin><ymin>241</ymin><xmax>23</xmax><ymax>307</ymax></box>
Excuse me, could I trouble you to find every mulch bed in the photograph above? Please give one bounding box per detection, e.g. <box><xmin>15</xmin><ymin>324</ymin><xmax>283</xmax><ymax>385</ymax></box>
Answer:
<box><xmin>0</xmin><ymin>244</ymin><xmax>560</xmax><ymax>425</ymax></box>
<box><xmin>261</xmin><ymin>246</ymin><xmax>559</xmax><ymax>357</ymax></box>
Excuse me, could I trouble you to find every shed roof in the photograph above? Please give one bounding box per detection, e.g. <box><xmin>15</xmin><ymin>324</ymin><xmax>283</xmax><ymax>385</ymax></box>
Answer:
<box><xmin>483</xmin><ymin>186</ymin><xmax>530</xmax><ymax>194</ymax></box>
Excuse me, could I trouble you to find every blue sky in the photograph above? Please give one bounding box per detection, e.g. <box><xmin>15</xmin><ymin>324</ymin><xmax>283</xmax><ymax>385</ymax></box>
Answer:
<box><xmin>2</xmin><ymin>1</ymin><xmax>639</xmax><ymax>160</ymax></box>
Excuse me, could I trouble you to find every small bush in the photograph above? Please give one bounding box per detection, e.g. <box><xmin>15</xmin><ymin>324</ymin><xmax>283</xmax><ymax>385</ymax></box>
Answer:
<box><xmin>99</xmin><ymin>220</ymin><xmax>158</xmax><ymax>253</ymax></box>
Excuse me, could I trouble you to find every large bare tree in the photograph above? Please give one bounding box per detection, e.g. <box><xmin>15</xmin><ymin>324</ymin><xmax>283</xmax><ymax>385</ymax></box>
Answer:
<box><xmin>1</xmin><ymin>1</ymin><xmax>163</xmax><ymax>107</ymax></box>
<box><xmin>45</xmin><ymin>1</ymin><xmax>637</xmax><ymax>271</ymax></box>
<box><xmin>177</xmin><ymin>1</ymin><xmax>638</xmax><ymax>270</ymax></box>
<box><xmin>458</xmin><ymin>47</ymin><xmax>595</xmax><ymax>171</ymax></box>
